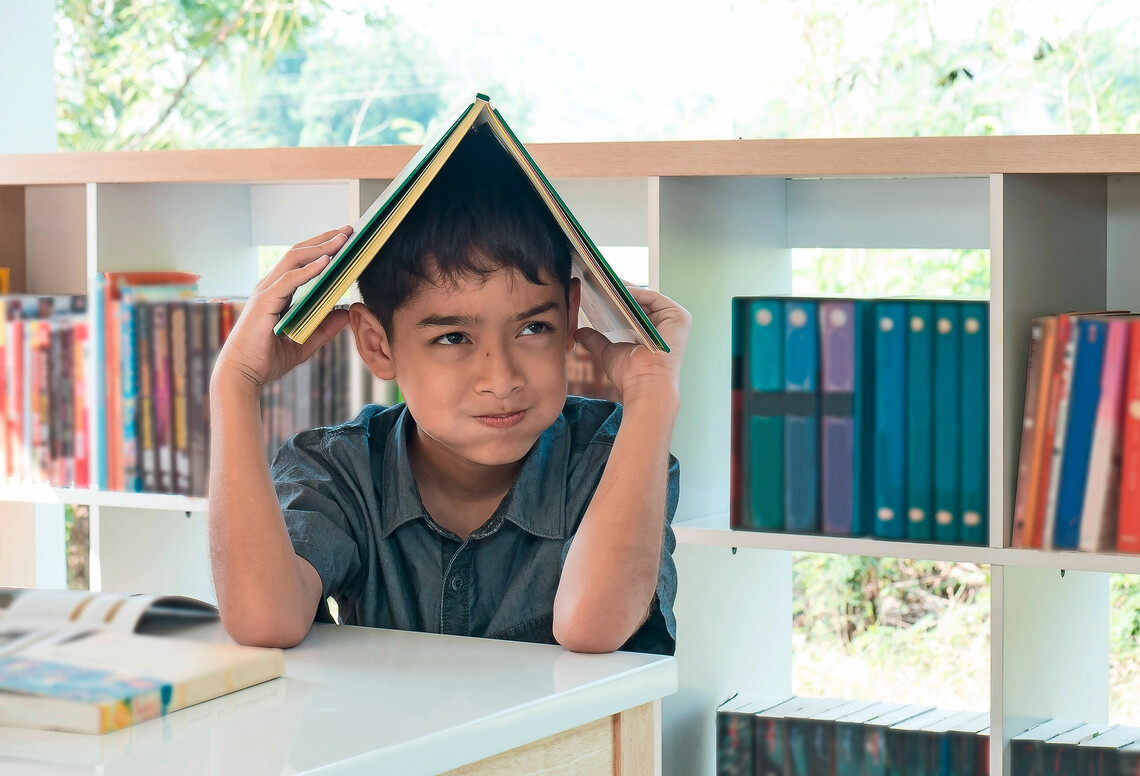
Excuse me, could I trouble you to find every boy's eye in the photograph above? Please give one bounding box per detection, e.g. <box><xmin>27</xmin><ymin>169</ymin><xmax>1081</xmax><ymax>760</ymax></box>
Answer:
<box><xmin>433</xmin><ymin>332</ymin><xmax>469</xmax><ymax>346</ymax></box>
<box><xmin>520</xmin><ymin>322</ymin><xmax>551</xmax><ymax>336</ymax></box>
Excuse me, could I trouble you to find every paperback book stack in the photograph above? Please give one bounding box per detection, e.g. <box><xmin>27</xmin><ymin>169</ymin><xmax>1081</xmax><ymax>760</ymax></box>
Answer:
<box><xmin>0</xmin><ymin>295</ymin><xmax>91</xmax><ymax>488</ymax></box>
<box><xmin>716</xmin><ymin>693</ymin><xmax>989</xmax><ymax>776</ymax></box>
<box><xmin>731</xmin><ymin>297</ymin><xmax>989</xmax><ymax>544</ymax></box>
<box><xmin>1011</xmin><ymin>718</ymin><xmax>1140</xmax><ymax>775</ymax></box>
<box><xmin>96</xmin><ymin>273</ymin><xmax>360</xmax><ymax>498</ymax></box>
<box><xmin>1012</xmin><ymin>313</ymin><xmax>1140</xmax><ymax>553</ymax></box>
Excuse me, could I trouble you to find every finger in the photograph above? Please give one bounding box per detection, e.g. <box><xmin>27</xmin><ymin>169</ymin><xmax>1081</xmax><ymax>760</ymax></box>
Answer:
<box><xmin>574</xmin><ymin>326</ymin><xmax>616</xmax><ymax>358</ymax></box>
<box><xmin>297</xmin><ymin>307</ymin><xmax>350</xmax><ymax>363</ymax></box>
<box><xmin>261</xmin><ymin>255</ymin><xmax>331</xmax><ymax>313</ymax></box>
<box><xmin>292</xmin><ymin>226</ymin><xmax>353</xmax><ymax>250</ymax></box>
<box><xmin>257</xmin><ymin>232</ymin><xmax>348</xmax><ymax>291</ymax></box>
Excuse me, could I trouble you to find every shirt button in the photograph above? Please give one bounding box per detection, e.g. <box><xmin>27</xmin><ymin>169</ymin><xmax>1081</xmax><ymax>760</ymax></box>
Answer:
<box><xmin>451</xmin><ymin>577</ymin><xmax>464</xmax><ymax>591</ymax></box>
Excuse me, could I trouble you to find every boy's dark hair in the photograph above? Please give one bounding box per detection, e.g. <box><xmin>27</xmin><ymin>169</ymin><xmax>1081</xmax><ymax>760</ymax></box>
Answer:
<box><xmin>356</xmin><ymin>125</ymin><xmax>573</xmax><ymax>335</ymax></box>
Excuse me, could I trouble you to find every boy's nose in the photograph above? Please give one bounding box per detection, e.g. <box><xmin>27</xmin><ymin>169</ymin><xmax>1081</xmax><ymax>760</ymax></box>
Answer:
<box><xmin>474</xmin><ymin>345</ymin><xmax>524</xmax><ymax>398</ymax></box>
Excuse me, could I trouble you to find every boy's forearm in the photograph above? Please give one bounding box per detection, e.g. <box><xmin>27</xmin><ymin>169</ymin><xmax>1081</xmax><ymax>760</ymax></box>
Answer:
<box><xmin>207</xmin><ymin>373</ymin><xmax>319</xmax><ymax>647</ymax></box>
<box><xmin>554</xmin><ymin>392</ymin><xmax>679</xmax><ymax>653</ymax></box>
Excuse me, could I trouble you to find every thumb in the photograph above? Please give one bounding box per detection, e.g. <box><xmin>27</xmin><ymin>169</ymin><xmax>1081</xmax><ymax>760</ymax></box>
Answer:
<box><xmin>573</xmin><ymin>326</ymin><xmax>612</xmax><ymax>358</ymax></box>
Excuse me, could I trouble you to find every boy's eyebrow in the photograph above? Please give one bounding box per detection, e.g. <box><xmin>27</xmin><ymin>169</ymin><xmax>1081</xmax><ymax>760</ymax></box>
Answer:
<box><xmin>416</xmin><ymin>302</ymin><xmax>561</xmax><ymax>329</ymax></box>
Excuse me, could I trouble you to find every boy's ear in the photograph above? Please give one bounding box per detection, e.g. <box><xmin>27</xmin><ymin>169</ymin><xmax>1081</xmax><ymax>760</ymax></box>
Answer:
<box><xmin>348</xmin><ymin>302</ymin><xmax>397</xmax><ymax>381</ymax></box>
<box><xmin>566</xmin><ymin>277</ymin><xmax>581</xmax><ymax>354</ymax></box>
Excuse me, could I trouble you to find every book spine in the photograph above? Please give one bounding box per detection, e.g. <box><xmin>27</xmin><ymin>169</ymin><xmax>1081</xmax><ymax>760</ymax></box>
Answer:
<box><xmin>7</xmin><ymin>302</ymin><xmax>23</xmax><ymax>483</ymax></box>
<box><xmin>734</xmin><ymin>309</ymin><xmax>752</xmax><ymax>533</ymax></box>
<box><xmin>106</xmin><ymin>289</ymin><xmax>122</xmax><ymax>492</ymax></box>
<box><xmin>1078</xmin><ymin>318</ymin><xmax>1129</xmax><ymax>552</ymax></box>
<box><xmin>820</xmin><ymin>301</ymin><xmax>856</xmax><ymax>536</ymax></box>
<box><xmin>1118</xmin><ymin>320</ymin><xmax>1140</xmax><ymax>553</ymax></box>
<box><xmin>73</xmin><ymin>310</ymin><xmax>90</xmax><ymax>490</ymax></box>
<box><xmin>1040</xmin><ymin>315</ymin><xmax>1079</xmax><ymax>549</ymax></box>
<box><xmin>0</xmin><ymin>297</ymin><xmax>7</xmax><ymax>485</ymax></box>
<box><xmin>91</xmin><ymin>274</ymin><xmax>106</xmax><ymax>489</ymax></box>
<box><xmin>1054</xmin><ymin>318</ymin><xmax>1108</xmax><ymax>550</ymax></box>
<box><xmin>120</xmin><ymin>292</ymin><xmax>141</xmax><ymax>492</ymax></box>
<box><xmin>151</xmin><ymin>302</ymin><xmax>173</xmax><ymax>493</ymax></box>
<box><xmin>959</xmin><ymin>303</ymin><xmax>989</xmax><ymax>545</ymax></box>
<box><xmin>783</xmin><ymin>300</ymin><xmax>819</xmax><ymax>533</ymax></box>
<box><xmin>873</xmin><ymin>302</ymin><xmax>906</xmax><ymax>539</ymax></box>
<box><xmin>1012</xmin><ymin>318</ymin><xmax>1052</xmax><ymax>547</ymax></box>
<box><xmin>933</xmin><ymin>303</ymin><xmax>962</xmax><ymax>543</ymax></box>
<box><xmin>188</xmin><ymin>302</ymin><xmax>208</xmax><ymax>497</ymax></box>
<box><xmin>852</xmin><ymin>301</ymin><xmax>876</xmax><ymax>537</ymax></box>
<box><xmin>170</xmin><ymin>301</ymin><xmax>191</xmax><ymax>495</ymax></box>
<box><xmin>905</xmin><ymin>303</ymin><xmax>934</xmax><ymax>541</ymax></box>
<box><xmin>136</xmin><ymin>303</ymin><xmax>157</xmax><ymax>493</ymax></box>
<box><xmin>748</xmin><ymin>299</ymin><xmax>785</xmax><ymax>531</ymax></box>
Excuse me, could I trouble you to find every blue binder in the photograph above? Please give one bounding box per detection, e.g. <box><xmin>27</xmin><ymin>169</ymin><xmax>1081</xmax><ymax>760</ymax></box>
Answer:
<box><xmin>852</xmin><ymin>301</ymin><xmax>876</xmax><ymax>536</ymax></box>
<box><xmin>933</xmin><ymin>304</ymin><xmax>962</xmax><ymax>543</ymax></box>
<box><xmin>1053</xmin><ymin>318</ymin><xmax>1108</xmax><ymax>550</ymax></box>
<box><xmin>749</xmin><ymin>299</ymin><xmax>785</xmax><ymax>531</ymax></box>
<box><xmin>784</xmin><ymin>300</ymin><xmax>819</xmax><ymax>532</ymax></box>
<box><xmin>905</xmin><ymin>303</ymin><xmax>934</xmax><ymax>541</ymax></box>
<box><xmin>874</xmin><ymin>303</ymin><xmax>907</xmax><ymax>539</ymax></box>
<box><xmin>959</xmin><ymin>303</ymin><xmax>989</xmax><ymax>545</ymax></box>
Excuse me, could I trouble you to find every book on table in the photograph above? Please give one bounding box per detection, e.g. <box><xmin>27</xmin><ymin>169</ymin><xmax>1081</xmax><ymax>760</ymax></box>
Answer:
<box><xmin>273</xmin><ymin>93</ymin><xmax>667</xmax><ymax>353</ymax></box>
<box><xmin>0</xmin><ymin>587</ymin><xmax>284</xmax><ymax>735</ymax></box>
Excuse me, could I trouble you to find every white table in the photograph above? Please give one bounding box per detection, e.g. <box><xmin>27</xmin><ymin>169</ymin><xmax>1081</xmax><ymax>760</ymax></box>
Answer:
<box><xmin>0</xmin><ymin>622</ymin><xmax>677</xmax><ymax>775</ymax></box>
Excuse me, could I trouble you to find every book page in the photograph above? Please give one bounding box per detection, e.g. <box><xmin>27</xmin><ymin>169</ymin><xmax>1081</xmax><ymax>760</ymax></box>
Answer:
<box><xmin>0</xmin><ymin>589</ymin><xmax>217</xmax><ymax>637</ymax></box>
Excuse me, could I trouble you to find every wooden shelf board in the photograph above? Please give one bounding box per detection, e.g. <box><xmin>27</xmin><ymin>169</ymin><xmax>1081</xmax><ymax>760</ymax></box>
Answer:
<box><xmin>5</xmin><ymin>135</ymin><xmax>1140</xmax><ymax>186</ymax></box>
<box><xmin>0</xmin><ymin>485</ymin><xmax>207</xmax><ymax>513</ymax></box>
<box><xmin>675</xmin><ymin>513</ymin><xmax>1140</xmax><ymax>574</ymax></box>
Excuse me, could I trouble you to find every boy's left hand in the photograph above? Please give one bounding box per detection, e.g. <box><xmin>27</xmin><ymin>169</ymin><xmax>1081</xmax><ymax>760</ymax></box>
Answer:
<box><xmin>574</xmin><ymin>285</ymin><xmax>691</xmax><ymax>407</ymax></box>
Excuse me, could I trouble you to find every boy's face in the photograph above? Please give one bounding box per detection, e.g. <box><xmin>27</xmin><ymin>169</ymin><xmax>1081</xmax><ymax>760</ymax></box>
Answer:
<box><xmin>356</xmin><ymin>266</ymin><xmax>580</xmax><ymax>471</ymax></box>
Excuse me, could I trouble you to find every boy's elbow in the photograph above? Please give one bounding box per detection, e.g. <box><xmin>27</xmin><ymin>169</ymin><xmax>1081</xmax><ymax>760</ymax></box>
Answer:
<box><xmin>220</xmin><ymin>609</ymin><xmax>311</xmax><ymax>649</ymax></box>
<box><xmin>552</xmin><ymin>612</ymin><xmax>627</xmax><ymax>654</ymax></box>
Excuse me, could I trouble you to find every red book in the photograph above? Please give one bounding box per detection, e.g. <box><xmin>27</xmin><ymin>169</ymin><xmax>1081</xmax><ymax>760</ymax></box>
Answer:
<box><xmin>73</xmin><ymin>314</ymin><xmax>90</xmax><ymax>490</ymax></box>
<box><xmin>1117</xmin><ymin>319</ymin><xmax>1140</xmax><ymax>552</ymax></box>
<box><xmin>6</xmin><ymin>300</ymin><xmax>23</xmax><ymax>482</ymax></box>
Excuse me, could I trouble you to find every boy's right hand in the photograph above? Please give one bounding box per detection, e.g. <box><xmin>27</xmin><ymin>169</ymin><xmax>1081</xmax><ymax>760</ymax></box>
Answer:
<box><xmin>212</xmin><ymin>226</ymin><xmax>354</xmax><ymax>400</ymax></box>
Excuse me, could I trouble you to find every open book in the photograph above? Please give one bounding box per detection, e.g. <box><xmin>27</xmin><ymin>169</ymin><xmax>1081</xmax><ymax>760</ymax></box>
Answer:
<box><xmin>0</xmin><ymin>588</ymin><xmax>284</xmax><ymax>735</ymax></box>
<box><xmin>274</xmin><ymin>93</ymin><xmax>668</xmax><ymax>353</ymax></box>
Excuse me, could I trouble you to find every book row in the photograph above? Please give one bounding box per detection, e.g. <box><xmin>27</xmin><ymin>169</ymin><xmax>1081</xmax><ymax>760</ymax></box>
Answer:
<box><xmin>730</xmin><ymin>298</ymin><xmax>989</xmax><ymax>544</ymax></box>
<box><xmin>93</xmin><ymin>272</ymin><xmax>359</xmax><ymax>497</ymax></box>
<box><xmin>0</xmin><ymin>295</ymin><xmax>91</xmax><ymax>489</ymax></box>
<box><xmin>716</xmin><ymin>693</ymin><xmax>989</xmax><ymax>776</ymax></box>
<box><xmin>1011</xmin><ymin>718</ymin><xmax>1140</xmax><ymax>776</ymax></box>
<box><xmin>1012</xmin><ymin>314</ymin><xmax>1140</xmax><ymax>553</ymax></box>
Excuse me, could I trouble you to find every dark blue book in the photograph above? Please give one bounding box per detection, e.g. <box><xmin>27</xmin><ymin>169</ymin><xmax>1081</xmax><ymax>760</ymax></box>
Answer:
<box><xmin>959</xmin><ymin>303</ymin><xmax>989</xmax><ymax>545</ymax></box>
<box><xmin>874</xmin><ymin>303</ymin><xmax>907</xmax><ymax>539</ymax></box>
<box><xmin>906</xmin><ymin>303</ymin><xmax>935</xmax><ymax>541</ymax></box>
<box><xmin>1053</xmin><ymin>318</ymin><xmax>1108</xmax><ymax>550</ymax></box>
<box><xmin>784</xmin><ymin>300</ymin><xmax>820</xmax><ymax>532</ymax></box>
<box><xmin>933</xmin><ymin>304</ymin><xmax>962</xmax><ymax>543</ymax></box>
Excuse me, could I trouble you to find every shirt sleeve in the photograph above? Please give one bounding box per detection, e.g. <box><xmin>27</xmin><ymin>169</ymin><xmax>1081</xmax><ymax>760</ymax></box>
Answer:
<box><xmin>271</xmin><ymin>431</ymin><xmax>365</xmax><ymax>602</ymax></box>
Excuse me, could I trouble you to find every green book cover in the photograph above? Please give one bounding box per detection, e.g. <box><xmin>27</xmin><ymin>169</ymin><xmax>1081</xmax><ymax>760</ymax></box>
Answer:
<box><xmin>275</xmin><ymin>94</ymin><xmax>666</xmax><ymax>353</ymax></box>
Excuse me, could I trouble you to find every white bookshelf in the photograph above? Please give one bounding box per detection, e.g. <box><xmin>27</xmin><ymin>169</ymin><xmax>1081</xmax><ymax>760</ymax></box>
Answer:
<box><xmin>2</xmin><ymin>139</ymin><xmax>1140</xmax><ymax>775</ymax></box>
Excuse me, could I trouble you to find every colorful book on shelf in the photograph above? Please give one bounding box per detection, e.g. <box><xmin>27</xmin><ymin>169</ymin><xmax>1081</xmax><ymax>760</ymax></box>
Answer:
<box><xmin>945</xmin><ymin>711</ymin><xmax>989</xmax><ymax>776</ymax></box>
<box><xmin>716</xmin><ymin>692</ymin><xmax>793</xmax><ymax>776</ymax></box>
<box><xmin>819</xmin><ymin>300</ymin><xmax>871</xmax><ymax>536</ymax></box>
<box><xmin>873</xmin><ymin>302</ymin><xmax>907</xmax><ymax>539</ymax></box>
<box><xmin>833</xmin><ymin>702</ymin><xmax>905</xmax><ymax>776</ymax></box>
<box><xmin>1040</xmin><ymin>314</ymin><xmax>1081</xmax><ymax>550</ymax></box>
<box><xmin>0</xmin><ymin>587</ymin><xmax>282</xmax><ymax>736</ymax></box>
<box><xmin>1054</xmin><ymin>318</ymin><xmax>1109</xmax><ymax>550</ymax></box>
<box><xmin>783</xmin><ymin>300</ymin><xmax>820</xmax><ymax>533</ymax></box>
<box><xmin>960</xmin><ymin>302</ymin><xmax>988</xmax><ymax>545</ymax></box>
<box><xmin>1044</xmin><ymin>722</ymin><xmax>1115</xmax><ymax>775</ymax></box>
<box><xmin>274</xmin><ymin>93</ymin><xmax>665</xmax><ymax>353</ymax></box>
<box><xmin>753</xmin><ymin>696</ymin><xmax>819</xmax><ymax>776</ymax></box>
<box><xmin>1078</xmin><ymin>318</ymin><xmax>1129</xmax><ymax>552</ymax></box>
<box><xmin>860</xmin><ymin>703</ymin><xmax>934</xmax><ymax>776</ymax></box>
<box><xmin>1011</xmin><ymin>718</ymin><xmax>1084</xmax><ymax>776</ymax></box>
<box><xmin>905</xmin><ymin>302</ymin><xmax>935</xmax><ymax>541</ymax></box>
<box><xmin>1120</xmin><ymin>319</ymin><xmax>1140</xmax><ymax>553</ymax></box>
<box><xmin>733</xmin><ymin>298</ymin><xmax>785</xmax><ymax>531</ymax></box>
<box><xmin>932</xmin><ymin>303</ymin><xmax>962</xmax><ymax>544</ymax></box>
<box><xmin>1012</xmin><ymin>317</ymin><xmax>1057</xmax><ymax>548</ymax></box>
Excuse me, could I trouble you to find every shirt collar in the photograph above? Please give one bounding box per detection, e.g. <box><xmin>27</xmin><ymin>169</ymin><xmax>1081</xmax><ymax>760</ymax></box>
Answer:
<box><xmin>377</xmin><ymin>406</ymin><xmax>570</xmax><ymax>541</ymax></box>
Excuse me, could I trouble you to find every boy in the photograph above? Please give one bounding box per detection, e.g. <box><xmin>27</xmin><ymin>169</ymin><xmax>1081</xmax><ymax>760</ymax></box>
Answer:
<box><xmin>208</xmin><ymin>128</ymin><xmax>690</xmax><ymax>654</ymax></box>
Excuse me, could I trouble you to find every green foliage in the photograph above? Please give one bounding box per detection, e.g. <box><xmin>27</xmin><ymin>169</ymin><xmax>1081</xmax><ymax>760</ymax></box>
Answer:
<box><xmin>1111</xmin><ymin>573</ymin><xmax>1140</xmax><ymax>654</ymax></box>
<box><xmin>56</xmin><ymin>0</ymin><xmax>331</xmax><ymax>150</ymax></box>
<box><xmin>792</xmin><ymin>248</ymin><xmax>990</xmax><ymax>299</ymax></box>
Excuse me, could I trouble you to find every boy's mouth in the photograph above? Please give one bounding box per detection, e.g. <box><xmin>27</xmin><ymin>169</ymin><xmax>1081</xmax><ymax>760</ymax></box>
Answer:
<box><xmin>475</xmin><ymin>410</ymin><xmax>527</xmax><ymax>429</ymax></box>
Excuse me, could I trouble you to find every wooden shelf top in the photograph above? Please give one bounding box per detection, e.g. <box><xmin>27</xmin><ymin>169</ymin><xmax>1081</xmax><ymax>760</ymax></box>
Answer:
<box><xmin>4</xmin><ymin>134</ymin><xmax>1140</xmax><ymax>185</ymax></box>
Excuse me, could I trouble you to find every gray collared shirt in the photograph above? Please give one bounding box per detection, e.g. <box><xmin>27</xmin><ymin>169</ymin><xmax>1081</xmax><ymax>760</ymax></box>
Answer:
<box><xmin>272</xmin><ymin>397</ymin><xmax>679</xmax><ymax>654</ymax></box>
